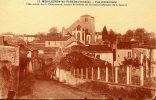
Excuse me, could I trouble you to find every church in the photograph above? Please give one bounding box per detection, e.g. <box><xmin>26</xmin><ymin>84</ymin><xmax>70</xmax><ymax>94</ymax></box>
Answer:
<box><xmin>62</xmin><ymin>15</ymin><xmax>96</xmax><ymax>44</ymax></box>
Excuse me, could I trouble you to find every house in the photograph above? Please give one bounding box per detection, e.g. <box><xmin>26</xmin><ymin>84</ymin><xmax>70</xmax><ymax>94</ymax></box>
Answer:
<box><xmin>45</xmin><ymin>36</ymin><xmax>76</xmax><ymax>48</ymax></box>
<box><xmin>23</xmin><ymin>34</ymin><xmax>37</xmax><ymax>42</ymax></box>
<box><xmin>71</xmin><ymin>45</ymin><xmax>113</xmax><ymax>64</ymax></box>
<box><xmin>114</xmin><ymin>41</ymin><xmax>139</xmax><ymax>66</ymax></box>
<box><xmin>62</xmin><ymin>15</ymin><xmax>95</xmax><ymax>44</ymax></box>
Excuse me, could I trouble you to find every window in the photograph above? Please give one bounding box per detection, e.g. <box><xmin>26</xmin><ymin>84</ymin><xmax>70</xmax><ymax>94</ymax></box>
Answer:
<box><xmin>77</xmin><ymin>25</ymin><xmax>81</xmax><ymax>31</ymax></box>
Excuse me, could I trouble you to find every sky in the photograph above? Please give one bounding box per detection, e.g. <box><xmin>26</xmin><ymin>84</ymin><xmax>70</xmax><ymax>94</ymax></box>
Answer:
<box><xmin>0</xmin><ymin>0</ymin><xmax>156</xmax><ymax>35</ymax></box>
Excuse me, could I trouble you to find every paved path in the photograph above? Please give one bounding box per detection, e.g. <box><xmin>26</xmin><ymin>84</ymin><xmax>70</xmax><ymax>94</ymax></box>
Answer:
<box><xmin>29</xmin><ymin>80</ymin><xmax>108</xmax><ymax>99</ymax></box>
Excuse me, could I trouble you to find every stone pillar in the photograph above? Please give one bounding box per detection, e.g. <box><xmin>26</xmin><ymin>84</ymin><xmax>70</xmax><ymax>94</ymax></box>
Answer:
<box><xmin>127</xmin><ymin>66</ymin><xmax>130</xmax><ymax>85</ymax></box>
<box><xmin>81</xmin><ymin>68</ymin><xmax>83</xmax><ymax>79</ymax></box>
<box><xmin>73</xmin><ymin>68</ymin><xmax>76</xmax><ymax>77</ymax></box>
<box><xmin>129</xmin><ymin>65</ymin><xmax>132</xmax><ymax>84</ymax></box>
<box><xmin>106</xmin><ymin>66</ymin><xmax>108</xmax><ymax>82</ymax></box>
<box><xmin>97</xmin><ymin>67</ymin><xmax>100</xmax><ymax>80</ymax></box>
<box><xmin>86</xmin><ymin>68</ymin><xmax>88</xmax><ymax>79</ymax></box>
<box><xmin>115</xmin><ymin>66</ymin><xmax>118</xmax><ymax>83</ymax></box>
<box><xmin>92</xmin><ymin>67</ymin><xmax>94</xmax><ymax>80</ymax></box>
<box><xmin>140</xmin><ymin>65</ymin><xmax>144</xmax><ymax>86</ymax></box>
<box><xmin>77</xmin><ymin>68</ymin><xmax>79</xmax><ymax>78</ymax></box>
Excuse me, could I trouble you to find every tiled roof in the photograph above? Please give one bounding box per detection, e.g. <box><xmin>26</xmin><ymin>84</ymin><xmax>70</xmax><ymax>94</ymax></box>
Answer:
<box><xmin>30</xmin><ymin>40</ymin><xmax>45</xmax><ymax>43</ymax></box>
<box><xmin>95</xmin><ymin>32</ymin><xmax>102</xmax><ymax>35</ymax></box>
<box><xmin>117</xmin><ymin>41</ymin><xmax>138</xmax><ymax>49</ymax></box>
<box><xmin>71</xmin><ymin>45</ymin><xmax>112</xmax><ymax>53</ymax></box>
<box><xmin>24</xmin><ymin>35</ymin><xmax>37</xmax><ymax>37</ymax></box>
<box><xmin>46</xmin><ymin>36</ymin><xmax>71</xmax><ymax>41</ymax></box>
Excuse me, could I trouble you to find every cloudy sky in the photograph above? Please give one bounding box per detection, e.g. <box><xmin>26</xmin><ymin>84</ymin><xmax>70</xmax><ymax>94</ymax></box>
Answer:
<box><xmin>0</xmin><ymin>0</ymin><xmax>156</xmax><ymax>34</ymax></box>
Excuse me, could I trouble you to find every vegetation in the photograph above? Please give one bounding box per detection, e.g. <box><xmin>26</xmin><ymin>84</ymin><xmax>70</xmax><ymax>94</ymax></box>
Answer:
<box><xmin>77</xmin><ymin>81</ymin><xmax>154</xmax><ymax>100</ymax></box>
<box><xmin>60</xmin><ymin>52</ymin><xmax>93</xmax><ymax>71</ymax></box>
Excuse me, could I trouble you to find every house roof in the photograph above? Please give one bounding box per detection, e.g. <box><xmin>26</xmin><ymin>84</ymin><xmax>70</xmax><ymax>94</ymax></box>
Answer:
<box><xmin>95</xmin><ymin>32</ymin><xmax>102</xmax><ymax>35</ymax></box>
<box><xmin>71</xmin><ymin>45</ymin><xmax>112</xmax><ymax>53</ymax></box>
<box><xmin>24</xmin><ymin>35</ymin><xmax>37</xmax><ymax>37</ymax></box>
<box><xmin>117</xmin><ymin>41</ymin><xmax>139</xmax><ymax>49</ymax></box>
<box><xmin>46</xmin><ymin>36</ymin><xmax>72</xmax><ymax>41</ymax></box>
<box><xmin>30</xmin><ymin>40</ymin><xmax>45</xmax><ymax>43</ymax></box>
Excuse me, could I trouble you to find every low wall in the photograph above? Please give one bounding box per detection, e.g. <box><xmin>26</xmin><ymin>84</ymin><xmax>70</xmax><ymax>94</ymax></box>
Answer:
<box><xmin>77</xmin><ymin>81</ymin><xmax>156</xmax><ymax>100</ymax></box>
<box><xmin>55</xmin><ymin>67</ymin><xmax>87</xmax><ymax>85</ymax></box>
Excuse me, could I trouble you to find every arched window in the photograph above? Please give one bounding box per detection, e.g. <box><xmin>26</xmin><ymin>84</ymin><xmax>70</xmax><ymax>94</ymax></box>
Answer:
<box><xmin>77</xmin><ymin>25</ymin><xmax>81</xmax><ymax>31</ymax></box>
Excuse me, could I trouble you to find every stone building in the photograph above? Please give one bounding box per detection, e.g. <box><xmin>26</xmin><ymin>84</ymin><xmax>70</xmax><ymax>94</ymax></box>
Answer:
<box><xmin>62</xmin><ymin>15</ymin><xmax>95</xmax><ymax>44</ymax></box>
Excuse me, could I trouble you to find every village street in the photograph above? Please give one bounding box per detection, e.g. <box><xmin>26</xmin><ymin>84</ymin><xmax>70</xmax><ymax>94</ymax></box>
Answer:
<box><xmin>29</xmin><ymin>80</ymin><xmax>108</xmax><ymax>99</ymax></box>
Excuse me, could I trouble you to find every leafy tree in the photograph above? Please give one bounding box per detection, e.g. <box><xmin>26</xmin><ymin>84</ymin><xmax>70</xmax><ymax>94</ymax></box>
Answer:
<box><xmin>124</xmin><ymin>30</ymin><xmax>134</xmax><ymax>41</ymax></box>
<box><xmin>102</xmin><ymin>26</ymin><xmax>108</xmax><ymax>41</ymax></box>
<box><xmin>134</xmin><ymin>28</ymin><xmax>146</xmax><ymax>43</ymax></box>
<box><xmin>108</xmin><ymin>29</ymin><xmax>117</xmax><ymax>44</ymax></box>
<box><xmin>60</xmin><ymin>52</ymin><xmax>93</xmax><ymax>70</ymax></box>
<box><xmin>49</xmin><ymin>27</ymin><xmax>58</xmax><ymax>33</ymax></box>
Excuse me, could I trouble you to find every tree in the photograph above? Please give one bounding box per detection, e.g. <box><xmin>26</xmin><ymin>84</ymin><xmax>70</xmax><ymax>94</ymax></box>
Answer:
<box><xmin>102</xmin><ymin>26</ymin><xmax>108</xmax><ymax>41</ymax></box>
<box><xmin>49</xmin><ymin>27</ymin><xmax>58</xmax><ymax>33</ymax></box>
<box><xmin>108</xmin><ymin>29</ymin><xmax>117</xmax><ymax>44</ymax></box>
<box><xmin>134</xmin><ymin>28</ymin><xmax>146</xmax><ymax>43</ymax></box>
<box><xmin>124</xmin><ymin>30</ymin><xmax>134</xmax><ymax>41</ymax></box>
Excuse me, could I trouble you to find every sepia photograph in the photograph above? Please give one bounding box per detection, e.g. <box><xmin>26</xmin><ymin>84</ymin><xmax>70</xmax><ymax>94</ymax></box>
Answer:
<box><xmin>0</xmin><ymin>0</ymin><xmax>156</xmax><ymax>99</ymax></box>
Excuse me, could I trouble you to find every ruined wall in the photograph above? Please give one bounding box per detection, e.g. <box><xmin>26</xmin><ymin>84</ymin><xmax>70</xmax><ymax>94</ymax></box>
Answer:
<box><xmin>0</xmin><ymin>46</ymin><xmax>19</xmax><ymax>99</ymax></box>
<box><xmin>0</xmin><ymin>61</ymin><xmax>19</xmax><ymax>99</ymax></box>
<box><xmin>0</xmin><ymin>46</ymin><xmax>19</xmax><ymax>66</ymax></box>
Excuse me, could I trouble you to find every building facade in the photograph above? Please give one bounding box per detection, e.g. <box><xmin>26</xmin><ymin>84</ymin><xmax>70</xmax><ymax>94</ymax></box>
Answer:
<box><xmin>62</xmin><ymin>15</ymin><xmax>95</xmax><ymax>44</ymax></box>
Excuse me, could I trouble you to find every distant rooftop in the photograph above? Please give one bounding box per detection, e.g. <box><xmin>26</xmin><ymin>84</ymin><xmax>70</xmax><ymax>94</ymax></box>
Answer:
<box><xmin>117</xmin><ymin>41</ymin><xmax>139</xmax><ymax>49</ymax></box>
<box><xmin>71</xmin><ymin>45</ymin><xmax>112</xmax><ymax>53</ymax></box>
<box><xmin>24</xmin><ymin>34</ymin><xmax>37</xmax><ymax>37</ymax></box>
<box><xmin>46</xmin><ymin>36</ymin><xmax>72</xmax><ymax>41</ymax></box>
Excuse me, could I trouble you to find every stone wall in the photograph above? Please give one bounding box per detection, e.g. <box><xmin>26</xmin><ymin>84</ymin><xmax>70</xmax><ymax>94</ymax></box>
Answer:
<box><xmin>0</xmin><ymin>46</ymin><xmax>19</xmax><ymax>66</ymax></box>
<box><xmin>0</xmin><ymin>61</ymin><xmax>19</xmax><ymax>99</ymax></box>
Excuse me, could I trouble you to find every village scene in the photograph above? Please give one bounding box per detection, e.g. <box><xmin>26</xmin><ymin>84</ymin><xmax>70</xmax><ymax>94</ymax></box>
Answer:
<box><xmin>0</xmin><ymin>14</ymin><xmax>156</xmax><ymax>100</ymax></box>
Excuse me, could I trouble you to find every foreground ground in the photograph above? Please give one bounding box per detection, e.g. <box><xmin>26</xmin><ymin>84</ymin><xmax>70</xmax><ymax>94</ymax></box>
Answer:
<box><xmin>20</xmin><ymin>79</ymin><xmax>109</xmax><ymax>99</ymax></box>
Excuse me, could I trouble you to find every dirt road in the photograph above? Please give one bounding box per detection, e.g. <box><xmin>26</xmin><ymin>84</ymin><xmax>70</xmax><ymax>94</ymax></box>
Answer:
<box><xmin>29</xmin><ymin>80</ymin><xmax>108</xmax><ymax>99</ymax></box>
